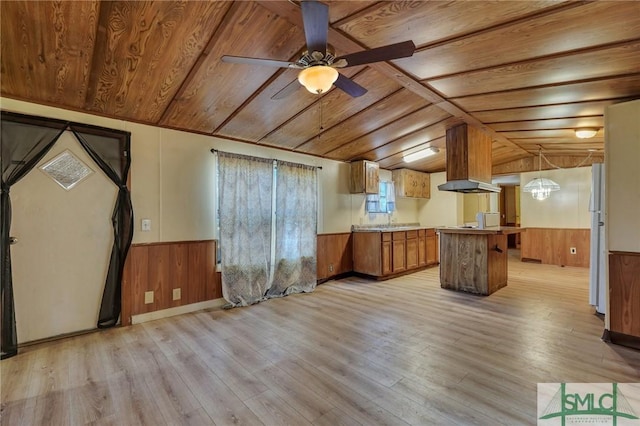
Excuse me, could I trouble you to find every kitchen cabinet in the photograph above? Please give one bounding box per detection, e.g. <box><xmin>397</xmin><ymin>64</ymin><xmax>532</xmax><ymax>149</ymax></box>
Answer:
<box><xmin>406</xmin><ymin>230</ymin><xmax>419</xmax><ymax>269</ymax></box>
<box><xmin>352</xmin><ymin>228</ymin><xmax>438</xmax><ymax>278</ymax></box>
<box><xmin>392</xmin><ymin>169</ymin><xmax>430</xmax><ymax>198</ymax></box>
<box><xmin>426</xmin><ymin>230</ymin><xmax>437</xmax><ymax>265</ymax></box>
<box><xmin>382</xmin><ymin>233</ymin><xmax>392</xmax><ymax>275</ymax></box>
<box><xmin>418</xmin><ymin>229</ymin><xmax>427</xmax><ymax>266</ymax></box>
<box><xmin>392</xmin><ymin>232</ymin><xmax>407</xmax><ymax>272</ymax></box>
<box><xmin>350</xmin><ymin>160</ymin><xmax>379</xmax><ymax>194</ymax></box>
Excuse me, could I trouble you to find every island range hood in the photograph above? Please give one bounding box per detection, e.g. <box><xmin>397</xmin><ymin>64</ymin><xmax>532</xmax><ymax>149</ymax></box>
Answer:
<box><xmin>438</xmin><ymin>123</ymin><xmax>501</xmax><ymax>194</ymax></box>
<box><xmin>438</xmin><ymin>179</ymin><xmax>501</xmax><ymax>193</ymax></box>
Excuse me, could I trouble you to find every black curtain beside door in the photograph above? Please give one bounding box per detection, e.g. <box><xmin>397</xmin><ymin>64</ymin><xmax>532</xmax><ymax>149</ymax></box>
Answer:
<box><xmin>0</xmin><ymin>112</ymin><xmax>132</xmax><ymax>359</ymax></box>
<box><xmin>70</xmin><ymin>124</ymin><xmax>133</xmax><ymax>328</ymax></box>
<box><xmin>1</xmin><ymin>112</ymin><xmax>68</xmax><ymax>359</ymax></box>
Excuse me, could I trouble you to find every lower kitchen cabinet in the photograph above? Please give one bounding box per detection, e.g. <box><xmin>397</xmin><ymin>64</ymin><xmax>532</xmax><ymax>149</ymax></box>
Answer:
<box><xmin>353</xmin><ymin>228</ymin><xmax>438</xmax><ymax>278</ymax></box>
<box><xmin>426</xmin><ymin>232</ymin><xmax>437</xmax><ymax>265</ymax></box>
<box><xmin>392</xmin><ymin>232</ymin><xmax>406</xmax><ymax>273</ymax></box>
<box><xmin>382</xmin><ymin>233</ymin><xmax>392</xmax><ymax>275</ymax></box>
<box><xmin>406</xmin><ymin>230</ymin><xmax>419</xmax><ymax>269</ymax></box>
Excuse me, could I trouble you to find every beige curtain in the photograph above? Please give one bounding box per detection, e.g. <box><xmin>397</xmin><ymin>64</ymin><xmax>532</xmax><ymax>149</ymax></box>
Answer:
<box><xmin>267</xmin><ymin>161</ymin><xmax>317</xmax><ymax>297</ymax></box>
<box><xmin>218</xmin><ymin>152</ymin><xmax>273</xmax><ymax>306</ymax></box>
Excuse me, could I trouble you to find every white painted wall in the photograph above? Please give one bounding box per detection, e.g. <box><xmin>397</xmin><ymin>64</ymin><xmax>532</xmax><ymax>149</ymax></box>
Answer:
<box><xmin>520</xmin><ymin>167</ymin><xmax>592</xmax><ymax>228</ymax></box>
<box><xmin>418</xmin><ymin>172</ymin><xmax>463</xmax><ymax>227</ymax></box>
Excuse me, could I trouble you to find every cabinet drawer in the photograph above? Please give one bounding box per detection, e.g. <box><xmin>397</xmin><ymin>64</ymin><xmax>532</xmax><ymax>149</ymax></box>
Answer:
<box><xmin>418</xmin><ymin>229</ymin><xmax>425</xmax><ymax>237</ymax></box>
<box><xmin>425</xmin><ymin>229</ymin><xmax>436</xmax><ymax>237</ymax></box>
<box><xmin>382</xmin><ymin>232</ymin><xmax>392</xmax><ymax>242</ymax></box>
<box><xmin>392</xmin><ymin>231</ymin><xmax>406</xmax><ymax>241</ymax></box>
<box><xmin>406</xmin><ymin>230</ymin><xmax>418</xmax><ymax>239</ymax></box>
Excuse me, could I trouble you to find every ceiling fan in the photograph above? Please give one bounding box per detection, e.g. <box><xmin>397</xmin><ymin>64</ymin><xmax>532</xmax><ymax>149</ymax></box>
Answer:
<box><xmin>221</xmin><ymin>0</ymin><xmax>416</xmax><ymax>99</ymax></box>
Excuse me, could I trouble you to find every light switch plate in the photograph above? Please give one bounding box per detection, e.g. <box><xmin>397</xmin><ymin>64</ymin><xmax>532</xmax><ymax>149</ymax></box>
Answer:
<box><xmin>172</xmin><ymin>288</ymin><xmax>181</xmax><ymax>301</ymax></box>
<box><xmin>141</xmin><ymin>219</ymin><xmax>151</xmax><ymax>231</ymax></box>
<box><xmin>144</xmin><ymin>291</ymin><xmax>154</xmax><ymax>304</ymax></box>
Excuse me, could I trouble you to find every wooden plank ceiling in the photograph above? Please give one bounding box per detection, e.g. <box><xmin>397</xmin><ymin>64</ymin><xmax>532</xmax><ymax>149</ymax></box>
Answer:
<box><xmin>2</xmin><ymin>1</ymin><xmax>639</xmax><ymax>174</ymax></box>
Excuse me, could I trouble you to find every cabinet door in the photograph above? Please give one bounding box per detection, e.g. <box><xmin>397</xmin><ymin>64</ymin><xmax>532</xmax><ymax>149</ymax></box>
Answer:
<box><xmin>426</xmin><ymin>235</ymin><xmax>437</xmax><ymax>265</ymax></box>
<box><xmin>392</xmin><ymin>240</ymin><xmax>406</xmax><ymax>272</ymax></box>
<box><xmin>365</xmin><ymin>161</ymin><xmax>379</xmax><ymax>194</ymax></box>
<box><xmin>420</xmin><ymin>174</ymin><xmax>431</xmax><ymax>198</ymax></box>
<box><xmin>609</xmin><ymin>253</ymin><xmax>640</xmax><ymax>337</ymax></box>
<box><xmin>382</xmin><ymin>240</ymin><xmax>392</xmax><ymax>275</ymax></box>
<box><xmin>406</xmin><ymin>172</ymin><xmax>418</xmax><ymax>197</ymax></box>
<box><xmin>406</xmin><ymin>237</ymin><xmax>418</xmax><ymax>269</ymax></box>
<box><xmin>418</xmin><ymin>235</ymin><xmax>427</xmax><ymax>266</ymax></box>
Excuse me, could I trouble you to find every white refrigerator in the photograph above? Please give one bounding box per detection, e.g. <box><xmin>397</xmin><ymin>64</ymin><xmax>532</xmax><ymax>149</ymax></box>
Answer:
<box><xmin>589</xmin><ymin>163</ymin><xmax>606</xmax><ymax>314</ymax></box>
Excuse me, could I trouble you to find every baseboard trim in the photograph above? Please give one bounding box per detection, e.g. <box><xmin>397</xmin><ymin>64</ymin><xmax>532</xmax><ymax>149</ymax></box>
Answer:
<box><xmin>131</xmin><ymin>298</ymin><xmax>226</xmax><ymax>324</ymax></box>
<box><xmin>602</xmin><ymin>329</ymin><xmax>640</xmax><ymax>351</ymax></box>
<box><xmin>317</xmin><ymin>271</ymin><xmax>353</xmax><ymax>284</ymax></box>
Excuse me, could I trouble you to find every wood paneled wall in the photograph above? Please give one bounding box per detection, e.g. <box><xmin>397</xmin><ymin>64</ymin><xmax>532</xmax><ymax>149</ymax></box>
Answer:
<box><xmin>317</xmin><ymin>233</ymin><xmax>353</xmax><ymax>280</ymax></box>
<box><xmin>520</xmin><ymin>228</ymin><xmax>590</xmax><ymax>268</ymax></box>
<box><xmin>121</xmin><ymin>240</ymin><xmax>220</xmax><ymax>325</ymax></box>
<box><xmin>609</xmin><ymin>252</ymin><xmax>640</xmax><ymax>338</ymax></box>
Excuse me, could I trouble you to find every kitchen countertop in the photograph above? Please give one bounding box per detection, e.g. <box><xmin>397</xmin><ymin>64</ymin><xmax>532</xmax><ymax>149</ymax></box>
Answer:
<box><xmin>351</xmin><ymin>223</ymin><xmax>430</xmax><ymax>232</ymax></box>
<box><xmin>435</xmin><ymin>226</ymin><xmax>524</xmax><ymax>235</ymax></box>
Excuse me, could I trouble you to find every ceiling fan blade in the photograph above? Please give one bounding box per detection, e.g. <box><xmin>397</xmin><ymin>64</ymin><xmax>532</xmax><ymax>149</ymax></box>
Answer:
<box><xmin>271</xmin><ymin>79</ymin><xmax>302</xmax><ymax>100</ymax></box>
<box><xmin>301</xmin><ymin>1</ymin><xmax>329</xmax><ymax>56</ymax></box>
<box><xmin>333</xmin><ymin>74</ymin><xmax>367</xmax><ymax>98</ymax></box>
<box><xmin>221</xmin><ymin>55</ymin><xmax>301</xmax><ymax>69</ymax></box>
<box><xmin>334</xmin><ymin>40</ymin><xmax>416</xmax><ymax>68</ymax></box>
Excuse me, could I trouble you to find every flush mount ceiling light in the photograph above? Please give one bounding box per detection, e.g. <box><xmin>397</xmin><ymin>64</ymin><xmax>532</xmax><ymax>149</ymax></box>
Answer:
<box><xmin>575</xmin><ymin>128</ymin><xmax>599</xmax><ymax>139</ymax></box>
<box><xmin>522</xmin><ymin>149</ymin><xmax>560</xmax><ymax>200</ymax></box>
<box><xmin>297</xmin><ymin>66</ymin><xmax>339</xmax><ymax>95</ymax></box>
<box><xmin>403</xmin><ymin>147</ymin><xmax>440</xmax><ymax>163</ymax></box>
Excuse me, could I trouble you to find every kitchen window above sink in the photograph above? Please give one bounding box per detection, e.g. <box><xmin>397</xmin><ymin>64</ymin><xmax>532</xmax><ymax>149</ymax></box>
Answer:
<box><xmin>366</xmin><ymin>181</ymin><xmax>396</xmax><ymax>213</ymax></box>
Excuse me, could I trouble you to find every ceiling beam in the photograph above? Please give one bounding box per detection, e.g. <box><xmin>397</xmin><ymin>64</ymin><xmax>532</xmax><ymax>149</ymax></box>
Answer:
<box><xmin>493</xmin><ymin>153</ymin><xmax>604</xmax><ymax>175</ymax></box>
<box><xmin>256</xmin><ymin>0</ymin><xmax>530</xmax><ymax>157</ymax></box>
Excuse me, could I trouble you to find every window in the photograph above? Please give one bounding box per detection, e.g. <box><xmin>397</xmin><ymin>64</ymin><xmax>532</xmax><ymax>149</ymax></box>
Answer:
<box><xmin>366</xmin><ymin>181</ymin><xmax>396</xmax><ymax>213</ymax></box>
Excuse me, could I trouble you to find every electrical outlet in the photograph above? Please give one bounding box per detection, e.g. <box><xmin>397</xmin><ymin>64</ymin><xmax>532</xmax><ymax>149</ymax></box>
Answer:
<box><xmin>570</xmin><ymin>247</ymin><xmax>577</xmax><ymax>254</ymax></box>
<box><xmin>172</xmin><ymin>288</ymin><xmax>181</xmax><ymax>301</ymax></box>
<box><xmin>329</xmin><ymin>264</ymin><xmax>334</xmax><ymax>273</ymax></box>
<box><xmin>141</xmin><ymin>219</ymin><xmax>151</xmax><ymax>232</ymax></box>
<box><xmin>144</xmin><ymin>291</ymin><xmax>154</xmax><ymax>304</ymax></box>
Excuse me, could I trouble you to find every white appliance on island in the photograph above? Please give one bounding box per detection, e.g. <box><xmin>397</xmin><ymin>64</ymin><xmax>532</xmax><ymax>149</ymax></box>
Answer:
<box><xmin>589</xmin><ymin>163</ymin><xmax>606</xmax><ymax>315</ymax></box>
<box><xmin>476</xmin><ymin>212</ymin><xmax>500</xmax><ymax>229</ymax></box>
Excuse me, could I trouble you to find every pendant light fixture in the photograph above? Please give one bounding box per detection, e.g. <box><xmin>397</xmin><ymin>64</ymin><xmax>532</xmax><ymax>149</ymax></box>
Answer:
<box><xmin>522</xmin><ymin>149</ymin><xmax>560</xmax><ymax>201</ymax></box>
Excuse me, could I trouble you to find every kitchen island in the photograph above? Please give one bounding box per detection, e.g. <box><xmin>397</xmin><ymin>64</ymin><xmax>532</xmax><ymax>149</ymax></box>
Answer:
<box><xmin>436</xmin><ymin>227</ymin><xmax>524</xmax><ymax>295</ymax></box>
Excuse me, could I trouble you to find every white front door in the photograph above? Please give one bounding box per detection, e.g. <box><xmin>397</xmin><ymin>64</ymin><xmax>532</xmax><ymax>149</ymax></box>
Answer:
<box><xmin>10</xmin><ymin>132</ymin><xmax>117</xmax><ymax>343</ymax></box>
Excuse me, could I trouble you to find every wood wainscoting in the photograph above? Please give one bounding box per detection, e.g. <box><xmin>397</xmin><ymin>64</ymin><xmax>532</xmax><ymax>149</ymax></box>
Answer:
<box><xmin>520</xmin><ymin>228</ymin><xmax>590</xmax><ymax>267</ymax></box>
<box><xmin>608</xmin><ymin>251</ymin><xmax>640</xmax><ymax>346</ymax></box>
<box><xmin>121</xmin><ymin>240</ymin><xmax>220</xmax><ymax>325</ymax></box>
<box><xmin>317</xmin><ymin>233</ymin><xmax>353</xmax><ymax>281</ymax></box>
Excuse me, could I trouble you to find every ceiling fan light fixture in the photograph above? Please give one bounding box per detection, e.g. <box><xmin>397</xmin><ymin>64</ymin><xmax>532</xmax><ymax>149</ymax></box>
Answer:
<box><xmin>575</xmin><ymin>128</ymin><xmax>599</xmax><ymax>139</ymax></box>
<box><xmin>298</xmin><ymin>66</ymin><xmax>338</xmax><ymax>95</ymax></box>
<box><xmin>403</xmin><ymin>147</ymin><xmax>439</xmax><ymax>163</ymax></box>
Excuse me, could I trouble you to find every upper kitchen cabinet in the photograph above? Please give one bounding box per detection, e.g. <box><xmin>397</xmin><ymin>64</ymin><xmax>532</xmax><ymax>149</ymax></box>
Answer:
<box><xmin>350</xmin><ymin>160</ymin><xmax>379</xmax><ymax>194</ymax></box>
<box><xmin>392</xmin><ymin>169</ymin><xmax>430</xmax><ymax>199</ymax></box>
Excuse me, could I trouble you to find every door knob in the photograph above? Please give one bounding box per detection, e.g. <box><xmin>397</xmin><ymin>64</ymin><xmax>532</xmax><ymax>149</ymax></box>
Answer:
<box><xmin>9</xmin><ymin>236</ymin><xmax>18</xmax><ymax>245</ymax></box>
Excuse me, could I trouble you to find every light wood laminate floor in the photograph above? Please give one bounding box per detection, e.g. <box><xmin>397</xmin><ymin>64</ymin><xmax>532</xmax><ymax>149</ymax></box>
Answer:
<box><xmin>2</xmin><ymin>256</ymin><xmax>639</xmax><ymax>425</ymax></box>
